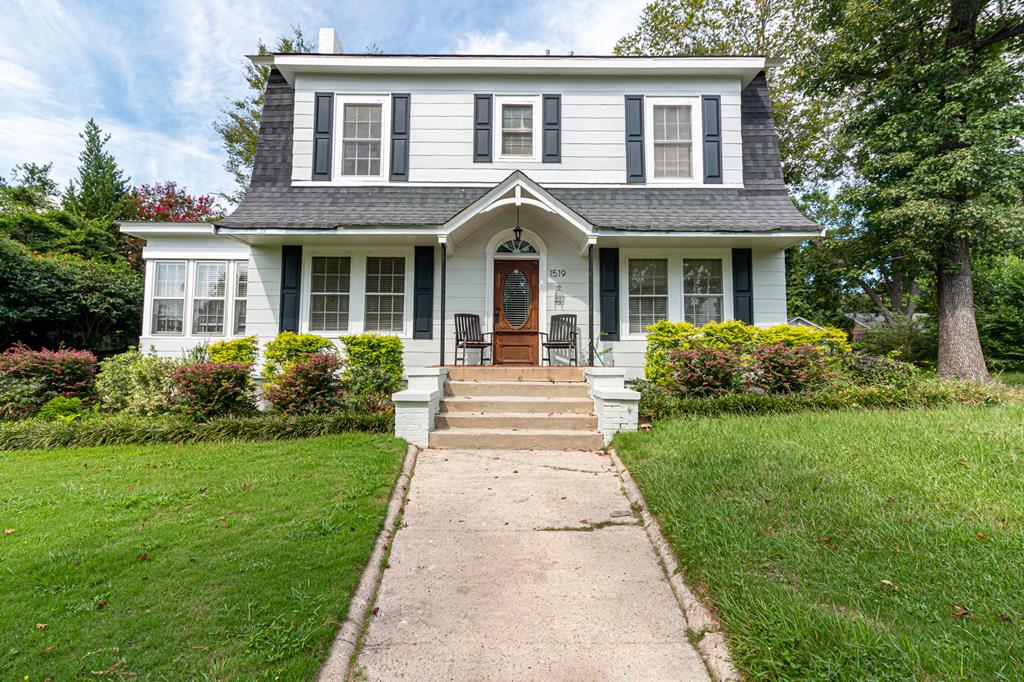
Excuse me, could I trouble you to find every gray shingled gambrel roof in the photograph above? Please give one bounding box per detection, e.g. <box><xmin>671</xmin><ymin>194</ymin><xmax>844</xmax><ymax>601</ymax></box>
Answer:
<box><xmin>218</xmin><ymin>69</ymin><xmax>817</xmax><ymax>232</ymax></box>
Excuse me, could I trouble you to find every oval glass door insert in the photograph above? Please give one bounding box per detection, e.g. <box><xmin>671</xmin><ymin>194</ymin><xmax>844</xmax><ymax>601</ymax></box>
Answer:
<box><xmin>502</xmin><ymin>269</ymin><xmax>530</xmax><ymax>328</ymax></box>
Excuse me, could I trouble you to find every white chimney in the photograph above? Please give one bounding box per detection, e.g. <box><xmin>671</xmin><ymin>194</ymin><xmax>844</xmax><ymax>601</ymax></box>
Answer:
<box><xmin>318</xmin><ymin>28</ymin><xmax>343</xmax><ymax>54</ymax></box>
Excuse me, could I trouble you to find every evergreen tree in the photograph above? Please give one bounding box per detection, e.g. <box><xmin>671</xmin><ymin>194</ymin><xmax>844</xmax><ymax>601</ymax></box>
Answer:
<box><xmin>63</xmin><ymin>118</ymin><xmax>130</xmax><ymax>220</ymax></box>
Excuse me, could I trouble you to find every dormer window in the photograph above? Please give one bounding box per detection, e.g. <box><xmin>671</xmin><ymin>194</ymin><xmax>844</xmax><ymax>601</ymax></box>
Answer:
<box><xmin>342</xmin><ymin>103</ymin><xmax>383</xmax><ymax>176</ymax></box>
<box><xmin>653</xmin><ymin>105</ymin><xmax>692</xmax><ymax>178</ymax></box>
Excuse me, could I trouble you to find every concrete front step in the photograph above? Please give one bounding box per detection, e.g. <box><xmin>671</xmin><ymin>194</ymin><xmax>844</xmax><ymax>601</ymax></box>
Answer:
<box><xmin>445</xmin><ymin>366</ymin><xmax>584</xmax><ymax>383</ymax></box>
<box><xmin>445</xmin><ymin>380</ymin><xmax>590</xmax><ymax>398</ymax></box>
<box><xmin>436</xmin><ymin>411</ymin><xmax>599</xmax><ymax>431</ymax></box>
<box><xmin>439</xmin><ymin>396</ymin><xmax>595</xmax><ymax>414</ymax></box>
<box><xmin>428</xmin><ymin>428</ymin><xmax>604</xmax><ymax>450</ymax></box>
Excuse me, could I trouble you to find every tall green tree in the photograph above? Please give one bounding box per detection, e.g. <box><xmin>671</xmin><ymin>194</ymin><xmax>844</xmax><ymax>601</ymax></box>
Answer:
<box><xmin>214</xmin><ymin>28</ymin><xmax>312</xmax><ymax>201</ymax></box>
<box><xmin>0</xmin><ymin>162</ymin><xmax>58</xmax><ymax>210</ymax></box>
<box><xmin>615</xmin><ymin>0</ymin><xmax>836</xmax><ymax>185</ymax></box>
<box><xmin>63</xmin><ymin>119</ymin><xmax>130</xmax><ymax>220</ymax></box>
<box><xmin>801</xmin><ymin>1</ymin><xmax>1024</xmax><ymax>381</ymax></box>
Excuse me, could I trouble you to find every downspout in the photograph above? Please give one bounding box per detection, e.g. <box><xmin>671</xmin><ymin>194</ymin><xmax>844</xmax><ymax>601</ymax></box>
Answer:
<box><xmin>439</xmin><ymin>241</ymin><xmax>447</xmax><ymax>366</ymax></box>
<box><xmin>587</xmin><ymin>243</ymin><xmax>594</xmax><ymax>366</ymax></box>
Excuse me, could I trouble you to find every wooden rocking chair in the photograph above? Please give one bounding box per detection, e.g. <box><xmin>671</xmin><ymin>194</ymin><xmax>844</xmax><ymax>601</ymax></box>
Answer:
<box><xmin>453</xmin><ymin>313</ymin><xmax>492</xmax><ymax>366</ymax></box>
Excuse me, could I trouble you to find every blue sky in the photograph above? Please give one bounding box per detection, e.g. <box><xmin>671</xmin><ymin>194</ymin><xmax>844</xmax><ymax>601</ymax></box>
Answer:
<box><xmin>0</xmin><ymin>0</ymin><xmax>647</xmax><ymax>199</ymax></box>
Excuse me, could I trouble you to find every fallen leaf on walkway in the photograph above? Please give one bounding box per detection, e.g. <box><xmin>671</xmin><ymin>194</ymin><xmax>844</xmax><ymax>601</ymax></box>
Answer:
<box><xmin>372</xmin><ymin>607</ymin><xmax>380</xmax><ymax>616</ymax></box>
<box><xmin>579</xmin><ymin>519</ymin><xmax>588</xmax><ymax>525</ymax></box>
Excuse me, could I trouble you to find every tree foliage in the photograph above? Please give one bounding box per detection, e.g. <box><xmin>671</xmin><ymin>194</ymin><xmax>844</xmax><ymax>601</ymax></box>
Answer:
<box><xmin>0</xmin><ymin>162</ymin><xmax>58</xmax><ymax>210</ymax></box>
<box><xmin>130</xmin><ymin>182</ymin><xmax>219</xmax><ymax>222</ymax></box>
<box><xmin>214</xmin><ymin>28</ymin><xmax>312</xmax><ymax>201</ymax></box>
<box><xmin>62</xmin><ymin>119</ymin><xmax>131</xmax><ymax>220</ymax></box>
<box><xmin>0</xmin><ymin>238</ymin><xmax>143</xmax><ymax>352</ymax></box>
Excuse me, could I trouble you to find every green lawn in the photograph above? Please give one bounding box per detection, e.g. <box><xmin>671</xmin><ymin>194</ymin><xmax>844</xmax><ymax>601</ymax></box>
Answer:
<box><xmin>996</xmin><ymin>370</ymin><xmax>1024</xmax><ymax>387</ymax></box>
<box><xmin>1</xmin><ymin>433</ymin><xmax>405</xmax><ymax>680</ymax></box>
<box><xmin>616</xmin><ymin>405</ymin><xmax>1024</xmax><ymax>681</ymax></box>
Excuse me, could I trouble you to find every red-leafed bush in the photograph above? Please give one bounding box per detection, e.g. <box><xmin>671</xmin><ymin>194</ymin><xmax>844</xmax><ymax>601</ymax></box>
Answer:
<box><xmin>132</xmin><ymin>182</ymin><xmax>218</xmax><ymax>223</ymax></box>
<box><xmin>263</xmin><ymin>353</ymin><xmax>345</xmax><ymax>415</ymax></box>
<box><xmin>0</xmin><ymin>344</ymin><xmax>97</xmax><ymax>402</ymax></box>
<box><xmin>665</xmin><ymin>346</ymin><xmax>741</xmax><ymax>397</ymax></box>
<box><xmin>749</xmin><ymin>343</ymin><xmax>828</xmax><ymax>394</ymax></box>
<box><xmin>169</xmin><ymin>362</ymin><xmax>255</xmax><ymax>420</ymax></box>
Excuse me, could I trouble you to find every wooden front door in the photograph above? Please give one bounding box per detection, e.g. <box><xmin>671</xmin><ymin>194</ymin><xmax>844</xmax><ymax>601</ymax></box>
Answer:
<box><xmin>493</xmin><ymin>259</ymin><xmax>539</xmax><ymax>365</ymax></box>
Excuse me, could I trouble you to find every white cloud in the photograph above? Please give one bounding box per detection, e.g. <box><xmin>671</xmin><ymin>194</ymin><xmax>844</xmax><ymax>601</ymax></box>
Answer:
<box><xmin>454</xmin><ymin>0</ymin><xmax>647</xmax><ymax>56</ymax></box>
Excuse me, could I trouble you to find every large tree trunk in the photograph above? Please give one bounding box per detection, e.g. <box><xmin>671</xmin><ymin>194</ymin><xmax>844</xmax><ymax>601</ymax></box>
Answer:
<box><xmin>936</xmin><ymin>237</ymin><xmax>989</xmax><ymax>381</ymax></box>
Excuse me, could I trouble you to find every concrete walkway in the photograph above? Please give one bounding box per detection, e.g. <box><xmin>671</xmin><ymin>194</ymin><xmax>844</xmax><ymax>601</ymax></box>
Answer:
<box><xmin>355</xmin><ymin>449</ymin><xmax>711</xmax><ymax>680</ymax></box>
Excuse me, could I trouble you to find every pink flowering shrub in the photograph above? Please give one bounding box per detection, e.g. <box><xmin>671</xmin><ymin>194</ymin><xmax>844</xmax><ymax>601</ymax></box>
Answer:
<box><xmin>263</xmin><ymin>354</ymin><xmax>345</xmax><ymax>415</ymax></box>
<box><xmin>665</xmin><ymin>347</ymin><xmax>741</xmax><ymax>397</ymax></box>
<box><xmin>748</xmin><ymin>343</ymin><xmax>828</xmax><ymax>394</ymax></box>
<box><xmin>133</xmin><ymin>182</ymin><xmax>217</xmax><ymax>222</ymax></box>
<box><xmin>169</xmin><ymin>362</ymin><xmax>255</xmax><ymax>420</ymax></box>
<box><xmin>0</xmin><ymin>344</ymin><xmax>97</xmax><ymax>401</ymax></box>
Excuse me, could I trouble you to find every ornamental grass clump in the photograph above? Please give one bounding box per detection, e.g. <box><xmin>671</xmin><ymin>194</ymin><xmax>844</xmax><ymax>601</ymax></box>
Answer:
<box><xmin>263</xmin><ymin>353</ymin><xmax>345</xmax><ymax>415</ymax></box>
<box><xmin>665</xmin><ymin>346</ymin><xmax>741</xmax><ymax>397</ymax></box>
<box><xmin>169</xmin><ymin>361</ymin><xmax>255</xmax><ymax>421</ymax></box>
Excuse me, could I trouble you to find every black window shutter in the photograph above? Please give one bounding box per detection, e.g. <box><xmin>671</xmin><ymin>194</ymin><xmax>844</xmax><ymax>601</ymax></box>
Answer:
<box><xmin>390</xmin><ymin>93</ymin><xmax>411</xmax><ymax>181</ymax></box>
<box><xmin>542</xmin><ymin>94</ymin><xmax>561</xmax><ymax>163</ymax></box>
<box><xmin>732</xmin><ymin>248</ymin><xmax>754</xmax><ymax>324</ymax></box>
<box><xmin>279</xmin><ymin>245</ymin><xmax>302</xmax><ymax>332</ymax></box>
<box><xmin>413</xmin><ymin>245</ymin><xmax>434</xmax><ymax>339</ymax></box>
<box><xmin>702</xmin><ymin>95</ymin><xmax>723</xmax><ymax>184</ymax></box>
<box><xmin>624</xmin><ymin>95</ymin><xmax>645</xmax><ymax>183</ymax></box>
<box><xmin>473</xmin><ymin>94</ymin><xmax>492</xmax><ymax>163</ymax></box>
<box><xmin>312</xmin><ymin>93</ymin><xmax>333</xmax><ymax>180</ymax></box>
<box><xmin>599</xmin><ymin>248</ymin><xmax>620</xmax><ymax>341</ymax></box>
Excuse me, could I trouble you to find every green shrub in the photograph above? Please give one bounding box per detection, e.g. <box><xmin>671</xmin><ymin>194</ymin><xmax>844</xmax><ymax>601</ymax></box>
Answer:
<box><xmin>748</xmin><ymin>343</ymin><xmax>829</xmax><ymax>394</ymax></box>
<box><xmin>340</xmin><ymin>333</ymin><xmax>404</xmax><ymax>382</ymax></box>
<box><xmin>37</xmin><ymin>396</ymin><xmax>85</xmax><ymax>422</ymax></box>
<box><xmin>644</xmin><ymin>321</ymin><xmax>849</xmax><ymax>385</ymax></box>
<box><xmin>844</xmin><ymin>352</ymin><xmax>921</xmax><ymax>388</ymax></box>
<box><xmin>96</xmin><ymin>348</ymin><xmax>179</xmax><ymax>416</ymax></box>
<box><xmin>0</xmin><ymin>411</ymin><xmax>392</xmax><ymax>451</ymax></box>
<box><xmin>0</xmin><ymin>374</ymin><xmax>45</xmax><ymax>421</ymax></box>
<box><xmin>169</xmin><ymin>362</ymin><xmax>256</xmax><ymax>420</ymax></box>
<box><xmin>264</xmin><ymin>354</ymin><xmax>345</xmax><ymax>415</ymax></box>
<box><xmin>344</xmin><ymin>367</ymin><xmax>403</xmax><ymax>413</ymax></box>
<box><xmin>263</xmin><ymin>331</ymin><xmax>337</xmax><ymax>378</ymax></box>
<box><xmin>637</xmin><ymin>379</ymin><xmax>1016</xmax><ymax>420</ymax></box>
<box><xmin>208</xmin><ymin>336</ymin><xmax>259</xmax><ymax>364</ymax></box>
<box><xmin>856</xmin><ymin>316</ymin><xmax>937</xmax><ymax>364</ymax></box>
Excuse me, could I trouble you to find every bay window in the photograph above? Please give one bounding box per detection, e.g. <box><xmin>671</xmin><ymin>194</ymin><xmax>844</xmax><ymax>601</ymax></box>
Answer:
<box><xmin>628</xmin><ymin>259</ymin><xmax>668</xmax><ymax>335</ymax></box>
<box><xmin>310</xmin><ymin>256</ymin><xmax>351</xmax><ymax>332</ymax></box>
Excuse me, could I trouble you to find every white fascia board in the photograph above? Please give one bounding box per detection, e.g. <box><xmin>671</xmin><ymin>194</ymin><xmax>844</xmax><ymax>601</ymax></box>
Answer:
<box><xmin>213</xmin><ymin>227</ymin><xmax>440</xmax><ymax>236</ymax></box>
<box><xmin>119</xmin><ymin>222</ymin><xmax>218</xmax><ymax>238</ymax></box>
<box><xmin>594</xmin><ymin>229</ymin><xmax>823</xmax><ymax>238</ymax></box>
<box><xmin>260</xmin><ymin>54</ymin><xmax>768</xmax><ymax>86</ymax></box>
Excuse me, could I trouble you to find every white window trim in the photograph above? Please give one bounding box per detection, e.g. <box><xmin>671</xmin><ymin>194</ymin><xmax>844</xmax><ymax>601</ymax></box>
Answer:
<box><xmin>494</xmin><ymin>94</ymin><xmax>542</xmax><ymax>163</ymax></box>
<box><xmin>335</xmin><ymin>94</ymin><xmax>391</xmax><ymax>183</ymax></box>
<box><xmin>150</xmin><ymin>260</ymin><xmax>188</xmax><ymax>336</ymax></box>
<box><xmin>190</xmin><ymin>260</ymin><xmax>229</xmax><ymax>337</ymax></box>
<box><xmin>644</xmin><ymin>96</ymin><xmax>703</xmax><ymax>185</ymax></box>
<box><xmin>232</xmin><ymin>261</ymin><xmax>249</xmax><ymax>336</ymax></box>
<box><xmin>619</xmin><ymin>249</ymin><xmax>733</xmax><ymax>340</ymax></box>
<box><xmin>299</xmin><ymin>248</ymin><xmax>415</xmax><ymax>338</ymax></box>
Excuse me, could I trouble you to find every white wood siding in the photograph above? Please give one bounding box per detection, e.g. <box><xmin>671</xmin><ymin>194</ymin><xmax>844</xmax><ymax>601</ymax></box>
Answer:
<box><xmin>291</xmin><ymin>75</ymin><xmax>743</xmax><ymax>186</ymax></box>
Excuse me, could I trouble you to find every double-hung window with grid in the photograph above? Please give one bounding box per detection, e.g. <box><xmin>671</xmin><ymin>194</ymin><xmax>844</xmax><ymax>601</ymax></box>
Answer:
<box><xmin>341</xmin><ymin>104</ymin><xmax>383</xmax><ymax>176</ymax></box>
<box><xmin>310</xmin><ymin>256</ymin><xmax>351</xmax><ymax>332</ymax></box>
<box><xmin>233</xmin><ymin>262</ymin><xmax>248</xmax><ymax>335</ymax></box>
<box><xmin>652</xmin><ymin>105</ymin><xmax>693</xmax><ymax>178</ymax></box>
<box><xmin>152</xmin><ymin>261</ymin><xmax>186</xmax><ymax>334</ymax></box>
<box><xmin>683</xmin><ymin>258</ymin><xmax>724</xmax><ymax>326</ymax></box>
<box><xmin>191</xmin><ymin>261</ymin><xmax>227</xmax><ymax>335</ymax></box>
<box><xmin>628</xmin><ymin>259</ymin><xmax>668</xmax><ymax>335</ymax></box>
<box><xmin>364</xmin><ymin>256</ymin><xmax>405</xmax><ymax>332</ymax></box>
<box><xmin>501</xmin><ymin>103</ymin><xmax>534</xmax><ymax>157</ymax></box>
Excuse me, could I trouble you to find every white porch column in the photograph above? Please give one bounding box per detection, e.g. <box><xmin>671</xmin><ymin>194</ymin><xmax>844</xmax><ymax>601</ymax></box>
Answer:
<box><xmin>584</xmin><ymin>367</ymin><xmax>641</xmax><ymax>445</ymax></box>
<box><xmin>393</xmin><ymin>367</ymin><xmax>448</xmax><ymax>447</ymax></box>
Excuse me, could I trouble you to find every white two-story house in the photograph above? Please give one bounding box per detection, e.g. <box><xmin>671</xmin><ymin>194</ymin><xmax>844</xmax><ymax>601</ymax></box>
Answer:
<box><xmin>122</xmin><ymin>28</ymin><xmax>820</xmax><ymax>379</ymax></box>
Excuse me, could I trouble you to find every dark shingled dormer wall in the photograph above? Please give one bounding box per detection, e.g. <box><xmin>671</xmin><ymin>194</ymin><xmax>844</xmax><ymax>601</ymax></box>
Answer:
<box><xmin>250</xmin><ymin>69</ymin><xmax>295</xmax><ymax>189</ymax></box>
<box><xmin>740</xmin><ymin>71</ymin><xmax>786</xmax><ymax>190</ymax></box>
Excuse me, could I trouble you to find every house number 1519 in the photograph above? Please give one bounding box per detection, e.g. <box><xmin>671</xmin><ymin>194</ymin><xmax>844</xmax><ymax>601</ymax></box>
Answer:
<box><xmin>549</xmin><ymin>268</ymin><xmax>567</xmax><ymax>278</ymax></box>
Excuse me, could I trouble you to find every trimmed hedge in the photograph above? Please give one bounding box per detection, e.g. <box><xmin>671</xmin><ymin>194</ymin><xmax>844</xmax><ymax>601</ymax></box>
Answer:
<box><xmin>0</xmin><ymin>411</ymin><xmax>392</xmax><ymax>451</ymax></box>
<box><xmin>638</xmin><ymin>379</ymin><xmax>1017</xmax><ymax>420</ymax></box>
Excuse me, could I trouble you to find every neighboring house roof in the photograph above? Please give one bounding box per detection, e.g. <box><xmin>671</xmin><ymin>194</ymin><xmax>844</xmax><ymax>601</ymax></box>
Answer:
<box><xmin>218</xmin><ymin>69</ymin><xmax>818</xmax><ymax>233</ymax></box>
<box><xmin>787</xmin><ymin>316</ymin><xmax>824</xmax><ymax>330</ymax></box>
<box><xmin>846</xmin><ymin>313</ymin><xmax>886</xmax><ymax>329</ymax></box>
